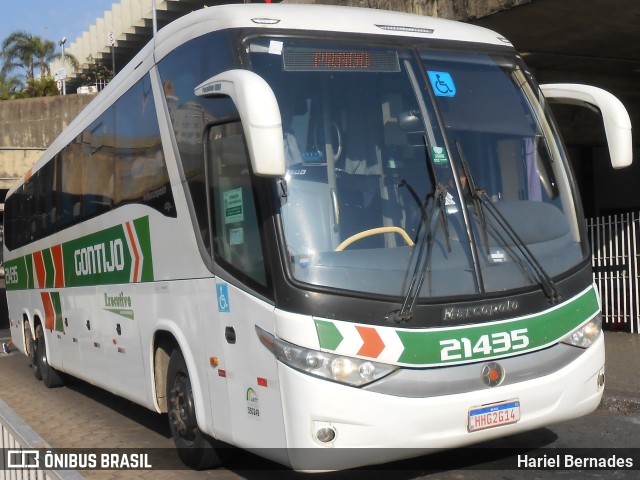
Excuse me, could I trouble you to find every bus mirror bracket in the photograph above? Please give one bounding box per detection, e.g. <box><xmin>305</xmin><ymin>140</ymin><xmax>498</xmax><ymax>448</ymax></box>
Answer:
<box><xmin>195</xmin><ymin>69</ymin><xmax>286</xmax><ymax>177</ymax></box>
<box><xmin>540</xmin><ymin>83</ymin><xmax>633</xmax><ymax>169</ymax></box>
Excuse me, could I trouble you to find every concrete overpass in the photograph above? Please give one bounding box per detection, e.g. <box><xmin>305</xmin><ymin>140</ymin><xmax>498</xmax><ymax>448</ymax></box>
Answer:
<box><xmin>472</xmin><ymin>0</ymin><xmax>640</xmax><ymax>216</ymax></box>
<box><xmin>50</xmin><ymin>0</ymin><xmax>216</xmax><ymax>92</ymax></box>
<box><xmin>24</xmin><ymin>0</ymin><xmax>640</xmax><ymax>215</ymax></box>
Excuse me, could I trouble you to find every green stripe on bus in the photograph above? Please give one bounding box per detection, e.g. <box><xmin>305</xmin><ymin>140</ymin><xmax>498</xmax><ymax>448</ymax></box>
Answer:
<box><xmin>51</xmin><ymin>292</ymin><xmax>64</xmax><ymax>333</ymax></box>
<box><xmin>314</xmin><ymin>287</ymin><xmax>599</xmax><ymax>366</ymax></box>
<box><xmin>315</xmin><ymin>320</ymin><xmax>345</xmax><ymax>351</ymax></box>
<box><xmin>134</xmin><ymin>216</ymin><xmax>154</xmax><ymax>282</ymax></box>
<box><xmin>396</xmin><ymin>287</ymin><xmax>599</xmax><ymax>365</ymax></box>
<box><xmin>4</xmin><ymin>216</ymin><xmax>153</xmax><ymax>290</ymax></box>
<box><xmin>42</xmin><ymin>248</ymin><xmax>55</xmax><ymax>289</ymax></box>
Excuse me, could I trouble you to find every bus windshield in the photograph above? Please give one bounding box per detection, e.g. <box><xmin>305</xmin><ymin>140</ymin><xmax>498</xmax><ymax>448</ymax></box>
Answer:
<box><xmin>249</xmin><ymin>37</ymin><xmax>587</xmax><ymax>299</ymax></box>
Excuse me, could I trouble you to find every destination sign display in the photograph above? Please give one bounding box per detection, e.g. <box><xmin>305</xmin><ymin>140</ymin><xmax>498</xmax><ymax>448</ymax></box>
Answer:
<box><xmin>283</xmin><ymin>49</ymin><xmax>400</xmax><ymax>72</ymax></box>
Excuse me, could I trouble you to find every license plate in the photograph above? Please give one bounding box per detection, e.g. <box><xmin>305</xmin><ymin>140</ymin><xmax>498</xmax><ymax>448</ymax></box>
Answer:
<box><xmin>468</xmin><ymin>399</ymin><xmax>520</xmax><ymax>432</ymax></box>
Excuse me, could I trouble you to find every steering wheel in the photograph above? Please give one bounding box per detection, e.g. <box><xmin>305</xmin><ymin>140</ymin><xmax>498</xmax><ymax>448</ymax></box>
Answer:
<box><xmin>335</xmin><ymin>226</ymin><xmax>414</xmax><ymax>251</ymax></box>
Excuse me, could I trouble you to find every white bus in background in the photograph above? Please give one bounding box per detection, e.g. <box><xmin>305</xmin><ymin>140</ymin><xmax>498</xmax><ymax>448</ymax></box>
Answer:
<box><xmin>3</xmin><ymin>4</ymin><xmax>632</xmax><ymax>471</ymax></box>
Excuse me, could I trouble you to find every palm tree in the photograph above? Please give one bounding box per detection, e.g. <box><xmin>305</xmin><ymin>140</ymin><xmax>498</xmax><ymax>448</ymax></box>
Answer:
<box><xmin>1</xmin><ymin>31</ymin><xmax>79</xmax><ymax>81</ymax></box>
<box><xmin>0</xmin><ymin>73</ymin><xmax>23</xmax><ymax>100</ymax></box>
<box><xmin>33</xmin><ymin>38</ymin><xmax>58</xmax><ymax>77</ymax></box>
<box><xmin>0</xmin><ymin>30</ymin><xmax>37</xmax><ymax>79</ymax></box>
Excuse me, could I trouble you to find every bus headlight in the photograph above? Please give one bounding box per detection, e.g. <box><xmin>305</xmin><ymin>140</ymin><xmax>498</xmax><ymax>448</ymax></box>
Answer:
<box><xmin>560</xmin><ymin>315</ymin><xmax>602</xmax><ymax>349</ymax></box>
<box><xmin>256</xmin><ymin>326</ymin><xmax>398</xmax><ymax>387</ymax></box>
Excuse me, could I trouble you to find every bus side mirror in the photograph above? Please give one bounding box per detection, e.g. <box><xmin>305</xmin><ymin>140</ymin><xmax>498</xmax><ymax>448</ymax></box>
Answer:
<box><xmin>540</xmin><ymin>84</ymin><xmax>633</xmax><ymax>169</ymax></box>
<box><xmin>195</xmin><ymin>69</ymin><xmax>286</xmax><ymax>177</ymax></box>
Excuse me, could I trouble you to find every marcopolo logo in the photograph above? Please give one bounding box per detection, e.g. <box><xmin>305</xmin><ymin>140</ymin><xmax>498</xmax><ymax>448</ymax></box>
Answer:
<box><xmin>443</xmin><ymin>300</ymin><xmax>519</xmax><ymax>321</ymax></box>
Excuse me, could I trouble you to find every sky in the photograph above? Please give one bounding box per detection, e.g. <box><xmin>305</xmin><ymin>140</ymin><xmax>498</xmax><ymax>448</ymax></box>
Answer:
<box><xmin>0</xmin><ymin>1</ymin><xmax>117</xmax><ymax>50</ymax></box>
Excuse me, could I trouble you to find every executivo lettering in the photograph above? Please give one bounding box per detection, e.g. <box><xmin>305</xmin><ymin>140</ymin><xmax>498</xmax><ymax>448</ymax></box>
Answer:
<box><xmin>104</xmin><ymin>292</ymin><xmax>132</xmax><ymax>308</ymax></box>
<box><xmin>74</xmin><ymin>239</ymin><xmax>125</xmax><ymax>276</ymax></box>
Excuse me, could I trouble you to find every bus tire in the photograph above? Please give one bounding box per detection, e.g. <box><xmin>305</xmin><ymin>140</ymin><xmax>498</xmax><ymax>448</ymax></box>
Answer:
<box><xmin>167</xmin><ymin>349</ymin><xmax>224</xmax><ymax>470</ymax></box>
<box><xmin>27</xmin><ymin>324</ymin><xmax>42</xmax><ymax>381</ymax></box>
<box><xmin>35</xmin><ymin>325</ymin><xmax>64</xmax><ymax>388</ymax></box>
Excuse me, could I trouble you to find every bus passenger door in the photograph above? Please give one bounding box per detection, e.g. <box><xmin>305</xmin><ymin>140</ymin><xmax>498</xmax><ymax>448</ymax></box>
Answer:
<box><xmin>204</xmin><ymin>122</ymin><xmax>287</xmax><ymax>452</ymax></box>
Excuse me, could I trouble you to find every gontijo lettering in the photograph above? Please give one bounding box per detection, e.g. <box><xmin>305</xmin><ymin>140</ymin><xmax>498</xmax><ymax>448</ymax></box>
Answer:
<box><xmin>3</xmin><ymin>216</ymin><xmax>153</xmax><ymax>291</ymax></box>
<box><xmin>75</xmin><ymin>239</ymin><xmax>125</xmax><ymax>276</ymax></box>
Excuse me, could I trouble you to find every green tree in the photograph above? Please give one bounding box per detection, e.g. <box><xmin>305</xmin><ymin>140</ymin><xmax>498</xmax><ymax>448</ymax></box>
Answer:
<box><xmin>0</xmin><ymin>30</ymin><xmax>82</xmax><ymax>98</ymax></box>
<box><xmin>1</xmin><ymin>30</ymin><xmax>38</xmax><ymax>79</ymax></box>
<box><xmin>33</xmin><ymin>38</ymin><xmax>58</xmax><ymax>77</ymax></box>
<box><xmin>79</xmin><ymin>55</ymin><xmax>113</xmax><ymax>88</ymax></box>
<box><xmin>1</xmin><ymin>31</ymin><xmax>79</xmax><ymax>81</ymax></box>
<box><xmin>20</xmin><ymin>76</ymin><xmax>59</xmax><ymax>98</ymax></box>
<box><xmin>0</xmin><ymin>73</ymin><xmax>23</xmax><ymax>100</ymax></box>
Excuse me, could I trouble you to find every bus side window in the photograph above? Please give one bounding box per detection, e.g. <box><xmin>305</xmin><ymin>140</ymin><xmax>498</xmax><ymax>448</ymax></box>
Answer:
<box><xmin>59</xmin><ymin>140</ymin><xmax>85</xmax><ymax>228</ymax></box>
<box><xmin>206</xmin><ymin>122</ymin><xmax>268</xmax><ymax>288</ymax></box>
<box><xmin>114</xmin><ymin>74</ymin><xmax>174</xmax><ymax>215</ymax></box>
<box><xmin>84</xmin><ymin>114</ymin><xmax>115</xmax><ymax>218</ymax></box>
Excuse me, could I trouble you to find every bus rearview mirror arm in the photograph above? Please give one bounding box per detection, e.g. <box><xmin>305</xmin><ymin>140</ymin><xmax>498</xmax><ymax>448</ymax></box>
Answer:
<box><xmin>195</xmin><ymin>69</ymin><xmax>286</xmax><ymax>177</ymax></box>
<box><xmin>540</xmin><ymin>84</ymin><xmax>633</xmax><ymax>169</ymax></box>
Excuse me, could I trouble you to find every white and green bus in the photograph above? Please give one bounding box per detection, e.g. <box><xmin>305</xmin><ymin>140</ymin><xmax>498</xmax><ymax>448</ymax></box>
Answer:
<box><xmin>3</xmin><ymin>3</ymin><xmax>633</xmax><ymax>471</ymax></box>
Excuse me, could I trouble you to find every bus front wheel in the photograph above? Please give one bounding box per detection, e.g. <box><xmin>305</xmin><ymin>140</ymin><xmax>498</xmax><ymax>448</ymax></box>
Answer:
<box><xmin>167</xmin><ymin>349</ymin><xmax>224</xmax><ymax>470</ymax></box>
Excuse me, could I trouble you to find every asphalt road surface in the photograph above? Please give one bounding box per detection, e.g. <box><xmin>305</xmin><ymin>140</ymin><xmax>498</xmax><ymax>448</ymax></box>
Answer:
<box><xmin>1</xmin><ymin>340</ymin><xmax>639</xmax><ymax>480</ymax></box>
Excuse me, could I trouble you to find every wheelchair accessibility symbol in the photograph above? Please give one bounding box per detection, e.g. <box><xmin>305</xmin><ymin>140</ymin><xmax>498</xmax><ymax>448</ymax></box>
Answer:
<box><xmin>217</xmin><ymin>284</ymin><xmax>230</xmax><ymax>312</ymax></box>
<box><xmin>427</xmin><ymin>71</ymin><xmax>456</xmax><ymax>97</ymax></box>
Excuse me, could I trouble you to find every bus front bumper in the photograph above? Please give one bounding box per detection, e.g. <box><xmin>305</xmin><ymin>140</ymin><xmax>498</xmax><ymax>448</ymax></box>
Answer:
<box><xmin>277</xmin><ymin>334</ymin><xmax>605</xmax><ymax>471</ymax></box>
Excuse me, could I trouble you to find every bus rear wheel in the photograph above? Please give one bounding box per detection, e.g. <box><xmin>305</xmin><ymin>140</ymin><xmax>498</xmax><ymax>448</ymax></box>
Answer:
<box><xmin>35</xmin><ymin>325</ymin><xmax>64</xmax><ymax>388</ymax></box>
<box><xmin>26</xmin><ymin>323</ymin><xmax>42</xmax><ymax>380</ymax></box>
<box><xmin>167</xmin><ymin>349</ymin><xmax>224</xmax><ymax>470</ymax></box>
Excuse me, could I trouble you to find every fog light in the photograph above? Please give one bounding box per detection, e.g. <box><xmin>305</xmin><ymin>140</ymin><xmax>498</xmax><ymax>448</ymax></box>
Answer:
<box><xmin>315</xmin><ymin>426</ymin><xmax>337</xmax><ymax>444</ymax></box>
<box><xmin>597</xmin><ymin>367</ymin><xmax>605</xmax><ymax>389</ymax></box>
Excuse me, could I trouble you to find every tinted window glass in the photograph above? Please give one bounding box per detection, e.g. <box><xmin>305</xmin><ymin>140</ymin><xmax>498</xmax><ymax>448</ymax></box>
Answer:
<box><xmin>207</xmin><ymin>122</ymin><xmax>267</xmax><ymax>287</ymax></box>
<box><xmin>4</xmin><ymin>73</ymin><xmax>175</xmax><ymax>250</ymax></box>
<box><xmin>157</xmin><ymin>30</ymin><xmax>239</xmax><ymax>241</ymax></box>
<box><xmin>114</xmin><ymin>74</ymin><xmax>174</xmax><ymax>215</ymax></box>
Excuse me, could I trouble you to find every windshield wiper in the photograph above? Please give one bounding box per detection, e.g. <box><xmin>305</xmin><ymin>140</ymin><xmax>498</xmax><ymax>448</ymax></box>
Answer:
<box><xmin>387</xmin><ymin>182</ymin><xmax>448</xmax><ymax>323</ymax></box>
<box><xmin>387</xmin><ymin>137</ymin><xmax>451</xmax><ymax>323</ymax></box>
<box><xmin>455</xmin><ymin>139</ymin><xmax>561</xmax><ymax>304</ymax></box>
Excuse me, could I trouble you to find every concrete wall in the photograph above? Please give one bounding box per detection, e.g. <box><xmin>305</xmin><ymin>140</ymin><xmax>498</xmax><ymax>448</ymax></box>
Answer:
<box><xmin>0</xmin><ymin>94</ymin><xmax>96</xmax><ymax>191</ymax></box>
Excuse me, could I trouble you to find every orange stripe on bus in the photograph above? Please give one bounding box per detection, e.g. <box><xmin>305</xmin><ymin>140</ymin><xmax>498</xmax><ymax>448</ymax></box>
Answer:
<box><xmin>41</xmin><ymin>292</ymin><xmax>55</xmax><ymax>330</ymax></box>
<box><xmin>125</xmin><ymin>222</ymin><xmax>141</xmax><ymax>282</ymax></box>
<box><xmin>51</xmin><ymin>244</ymin><xmax>65</xmax><ymax>288</ymax></box>
<box><xmin>355</xmin><ymin>325</ymin><xmax>385</xmax><ymax>358</ymax></box>
<box><xmin>33</xmin><ymin>251</ymin><xmax>46</xmax><ymax>289</ymax></box>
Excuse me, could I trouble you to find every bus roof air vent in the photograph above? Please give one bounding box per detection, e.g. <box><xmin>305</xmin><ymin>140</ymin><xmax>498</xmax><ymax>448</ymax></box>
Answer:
<box><xmin>251</xmin><ymin>17</ymin><xmax>281</xmax><ymax>25</ymax></box>
<box><xmin>375</xmin><ymin>24</ymin><xmax>434</xmax><ymax>34</ymax></box>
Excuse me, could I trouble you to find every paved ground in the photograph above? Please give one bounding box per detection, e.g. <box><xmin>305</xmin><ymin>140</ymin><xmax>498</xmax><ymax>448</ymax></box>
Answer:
<box><xmin>598</xmin><ymin>331</ymin><xmax>640</xmax><ymax>411</ymax></box>
<box><xmin>1</xmin><ymin>329</ymin><xmax>639</xmax><ymax>479</ymax></box>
